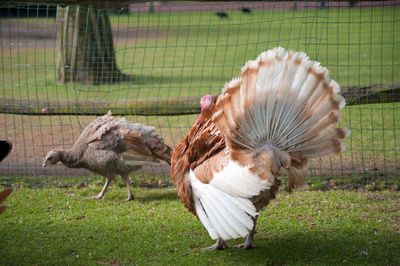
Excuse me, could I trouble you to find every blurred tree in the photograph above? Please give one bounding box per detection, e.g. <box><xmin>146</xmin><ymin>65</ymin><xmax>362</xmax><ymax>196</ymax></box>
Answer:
<box><xmin>56</xmin><ymin>4</ymin><xmax>130</xmax><ymax>84</ymax></box>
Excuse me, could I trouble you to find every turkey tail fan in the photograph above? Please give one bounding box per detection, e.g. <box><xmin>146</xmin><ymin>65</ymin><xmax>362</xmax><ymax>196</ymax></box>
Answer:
<box><xmin>212</xmin><ymin>47</ymin><xmax>349</xmax><ymax>185</ymax></box>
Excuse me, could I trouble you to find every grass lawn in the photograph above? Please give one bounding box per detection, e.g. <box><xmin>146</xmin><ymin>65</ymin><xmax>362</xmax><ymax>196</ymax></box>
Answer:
<box><xmin>1</xmin><ymin>7</ymin><xmax>399</xmax><ymax>101</ymax></box>
<box><xmin>0</xmin><ymin>184</ymin><xmax>399</xmax><ymax>265</ymax></box>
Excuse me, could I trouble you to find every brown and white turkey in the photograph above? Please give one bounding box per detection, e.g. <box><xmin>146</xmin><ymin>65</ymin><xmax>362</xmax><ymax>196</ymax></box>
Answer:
<box><xmin>43</xmin><ymin>111</ymin><xmax>172</xmax><ymax>201</ymax></box>
<box><xmin>171</xmin><ymin>47</ymin><xmax>349</xmax><ymax>249</ymax></box>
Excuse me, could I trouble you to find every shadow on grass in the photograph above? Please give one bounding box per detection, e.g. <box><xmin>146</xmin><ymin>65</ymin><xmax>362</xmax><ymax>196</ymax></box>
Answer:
<box><xmin>1</xmin><ymin>223</ymin><xmax>398</xmax><ymax>265</ymax></box>
<box><xmin>211</xmin><ymin>231</ymin><xmax>399</xmax><ymax>265</ymax></box>
<box><xmin>73</xmin><ymin>185</ymin><xmax>178</xmax><ymax>203</ymax></box>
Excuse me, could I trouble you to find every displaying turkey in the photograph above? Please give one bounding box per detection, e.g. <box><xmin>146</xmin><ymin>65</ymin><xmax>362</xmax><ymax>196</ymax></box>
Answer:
<box><xmin>171</xmin><ymin>47</ymin><xmax>349</xmax><ymax>249</ymax></box>
<box><xmin>43</xmin><ymin>111</ymin><xmax>172</xmax><ymax>201</ymax></box>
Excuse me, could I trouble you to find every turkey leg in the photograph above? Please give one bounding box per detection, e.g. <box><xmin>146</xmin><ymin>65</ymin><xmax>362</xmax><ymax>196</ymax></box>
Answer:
<box><xmin>121</xmin><ymin>173</ymin><xmax>134</xmax><ymax>201</ymax></box>
<box><xmin>86</xmin><ymin>177</ymin><xmax>111</xmax><ymax>200</ymax></box>
<box><xmin>234</xmin><ymin>215</ymin><xmax>258</xmax><ymax>249</ymax></box>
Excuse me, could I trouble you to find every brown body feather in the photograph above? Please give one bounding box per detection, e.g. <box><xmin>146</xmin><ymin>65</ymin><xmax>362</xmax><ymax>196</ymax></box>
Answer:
<box><xmin>171</xmin><ymin>96</ymin><xmax>226</xmax><ymax>215</ymax></box>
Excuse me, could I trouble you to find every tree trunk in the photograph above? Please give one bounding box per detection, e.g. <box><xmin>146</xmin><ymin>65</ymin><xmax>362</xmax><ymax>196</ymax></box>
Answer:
<box><xmin>56</xmin><ymin>4</ymin><xmax>130</xmax><ymax>85</ymax></box>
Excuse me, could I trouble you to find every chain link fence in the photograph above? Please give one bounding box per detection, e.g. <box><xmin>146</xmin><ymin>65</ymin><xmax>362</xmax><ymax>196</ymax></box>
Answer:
<box><xmin>1</xmin><ymin>1</ymin><xmax>399</xmax><ymax>188</ymax></box>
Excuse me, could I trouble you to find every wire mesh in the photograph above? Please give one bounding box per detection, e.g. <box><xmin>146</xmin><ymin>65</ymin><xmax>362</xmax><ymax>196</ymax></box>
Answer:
<box><xmin>0</xmin><ymin>1</ymin><xmax>399</xmax><ymax>188</ymax></box>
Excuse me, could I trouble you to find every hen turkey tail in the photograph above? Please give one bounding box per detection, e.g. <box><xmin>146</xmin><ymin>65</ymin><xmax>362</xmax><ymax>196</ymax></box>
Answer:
<box><xmin>212</xmin><ymin>47</ymin><xmax>349</xmax><ymax>189</ymax></box>
<box><xmin>152</xmin><ymin>142</ymin><xmax>173</xmax><ymax>165</ymax></box>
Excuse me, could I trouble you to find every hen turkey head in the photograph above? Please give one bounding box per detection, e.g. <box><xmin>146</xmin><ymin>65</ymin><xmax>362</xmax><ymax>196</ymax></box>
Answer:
<box><xmin>42</xmin><ymin>150</ymin><xmax>61</xmax><ymax>167</ymax></box>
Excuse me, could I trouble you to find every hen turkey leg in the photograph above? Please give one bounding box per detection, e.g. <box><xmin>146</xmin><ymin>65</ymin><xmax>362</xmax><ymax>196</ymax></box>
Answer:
<box><xmin>121</xmin><ymin>173</ymin><xmax>134</xmax><ymax>201</ymax></box>
<box><xmin>234</xmin><ymin>215</ymin><xmax>258</xmax><ymax>249</ymax></box>
<box><xmin>86</xmin><ymin>177</ymin><xmax>111</xmax><ymax>199</ymax></box>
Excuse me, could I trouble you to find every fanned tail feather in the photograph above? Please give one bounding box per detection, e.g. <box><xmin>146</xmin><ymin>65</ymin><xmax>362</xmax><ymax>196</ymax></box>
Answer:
<box><xmin>212</xmin><ymin>47</ymin><xmax>349</xmax><ymax>189</ymax></box>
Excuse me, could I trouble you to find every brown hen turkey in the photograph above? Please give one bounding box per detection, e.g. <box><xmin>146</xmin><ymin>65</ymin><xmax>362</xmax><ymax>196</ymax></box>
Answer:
<box><xmin>43</xmin><ymin>111</ymin><xmax>172</xmax><ymax>201</ymax></box>
<box><xmin>171</xmin><ymin>47</ymin><xmax>349</xmax><ymax>249</ymax></box>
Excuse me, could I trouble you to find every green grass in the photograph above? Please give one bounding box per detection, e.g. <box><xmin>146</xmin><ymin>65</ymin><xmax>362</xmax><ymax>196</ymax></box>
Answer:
<box><xmin>0</xmin><ymin>185</ymin><xmax>399</xmax><ymax>264</ymax></box>
<box><xmin>341</xmin><ymin>102</ymin><xmax>400</xmax><ymax>169</ymax></box>
<box><xmin>1</xmin><ymin>7</ymin><xmax>399</xmax><ymax>101</ymax></box>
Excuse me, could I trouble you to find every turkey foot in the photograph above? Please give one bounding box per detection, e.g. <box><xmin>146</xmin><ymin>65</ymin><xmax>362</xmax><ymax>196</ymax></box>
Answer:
<box><xmin>202</xmin><ymin>238</ymin><xmax>228</xmax><ymax>250</ymax></box>
<box><xmin>85</xmin><ymin>194</ymin><xmax>104</xmax><ymax>200</ymax></box>
<box><xmin>234</xmin><ymin>236</ymin><xmax>254</xmax><ymax>249</ymax></box>
<box><xmin>85</xmin><ymin>178</ymin><xmax>111</xmax><ymax>200</ymax></box>
<box><xmin>123</xmin><ymin>195</ymin><xmax>134</xmax><ymax>202</ymax></box>
<box><xmin>234</xmin><ymin>216</ymin><xmax>257</xmax><ymax>249</ymax></box>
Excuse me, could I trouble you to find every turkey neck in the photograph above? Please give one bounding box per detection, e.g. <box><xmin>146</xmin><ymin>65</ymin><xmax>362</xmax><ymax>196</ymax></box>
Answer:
<box><xmin>59</xmin><ymin>149</ymin><xmax>81</xmax><ymax>168</ymax></box>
